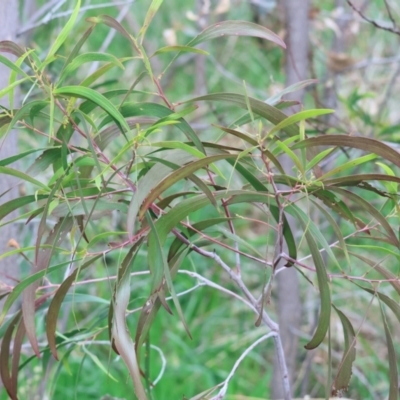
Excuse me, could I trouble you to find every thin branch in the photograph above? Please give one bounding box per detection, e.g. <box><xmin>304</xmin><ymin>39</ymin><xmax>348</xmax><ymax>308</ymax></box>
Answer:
<box><xmin>17</xmin><ymin>0</ymin><xmax>136</xmax><ymax>36</ymax></box>
<box><xmin>383</xmin><ymin>0</ymin><xmax>399</xmax><ymax>29</ymax></box>
<box><xmin>346</xmin><ymin>0</ymin><xmax>400</xmax><ymax>36</ymax></box>
<box><xmin>210</xmin><ymin>332</ymin><xmax>278</xmax><ymax>400</ymax></box>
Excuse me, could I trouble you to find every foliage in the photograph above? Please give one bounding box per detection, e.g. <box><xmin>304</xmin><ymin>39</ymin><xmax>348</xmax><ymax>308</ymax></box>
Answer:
<box><xmin>0</xmin><ymin>1</ymin><xmax>399</xmax><ymax>399</ymax></box>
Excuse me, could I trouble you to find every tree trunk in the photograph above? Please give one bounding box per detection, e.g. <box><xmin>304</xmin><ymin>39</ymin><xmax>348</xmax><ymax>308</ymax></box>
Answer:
<box><xmin>272</xmin><ymin>0</ymin><xmax>310</xmax><ymax>398</ymax></box>
<box><xmin>0</xmin><ymin>2</ymin><xmax>20</xmax><ymax>288</ymax></box>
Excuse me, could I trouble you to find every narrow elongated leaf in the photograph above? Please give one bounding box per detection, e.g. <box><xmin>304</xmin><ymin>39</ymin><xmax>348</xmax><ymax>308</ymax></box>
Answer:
<box><xmin>0</xmin><ymin>78</ymin><xmax>29</xmax><ymax>100</ymax></box>
<box><xmin>331</xmin><ymin>305</ymin><xmax>356</xmax><ymax>396</ymax></box>
<box><xmin>0</xmin><ymin>313</ymin><xmax>21</xmax><ymax>399</ymax></box>
<box><xmin>62</xmin><ymin>25</ymin><xmax>95</xmax><ymax>72</ymax></box>
<box><xmin>0</xmin><ymin>41</ymin><xmax>25</xmax><ymax>58</ymax></box>
<box><xmin>58</xmin><ymin>52</ymin><xmax>124</xmax><ymax>85</ymax></box>
<box><xmin>146</xmin><ymin>212</ymin><xmax>191</xmax><ymax>335</ymax></box>
<box><xmin>188</xmin><ymin>20</ymin><xmax>286</xmax><ymax>48</ymax></box>
<box><xmin>0</xmin><ymin>166</ymin><xmax>49</xmax><ymax>190</ymax></box>
<box><xmin>81</xmin><ymin>346</ymin><xmax>118</xmax><ymax>381</ymax></box>
<box><xmin>23</xmin><ymin>218</ymin><xmax>73</xmax><ymax>356</ymax></box>
<box><xmin>186</xmin><ymin>93</ymin><xmax>299</xmax><ymax>137</ymax></box>
<box><xmin>135</xmin><ymin>248</ymin><xmax>187</xmax><ymax>352</ymax></box>
<box><xmin>379</xmin><ymin>303</ymin><xmax>399</xmax><ymax>400</ymax></box>
<box><xmin>0</xmin><ymin>258</ymin><xmax>81</xmax><ymax>324</ymax></box>
<box><xmin>0</xmin><ymin>54</ymin><xmax>29</xmax><ymax>78</ymax></box>
<box><xmin>127</xmin><ymin>149</ymin><xmax>209</xmax><ymax>237</ymax></box>
<box><xmin>0</xmin><ymin>148</ymin><xmax>54</xmax><ymax>167</ymax></box>
<box><xmin>312</xmin><ymin>200</ymin><xmax>350</xmax><ymax>267</ymax></box>
<box><xmin>267</xmin><ymin>109</ymin><xmax>334</xmax><ymax>138</ymax></box>
<box><xmin>139</xmin><ymin>154</ymin><xmax>236</xmax><ymax>218</ymax></box>
<box><xmin>290</xmin><ymin>207</ymin><xmax>331</xmax><ymax>349</ymax></box>
<box><xmin>139</xmin><ymin>0</ymin><xmax>164</xmax><ymax>43</ymax></box>
<box><xmin>330</xmin><ymin>187</ymin><xmax>399</xmax><ymax>247</ymax></box>
<box><xmin>306</xmin><ymin>147</ymin><xmax>335</xmax><ymax>171</ymax></box>
<box><xmin>349</xmin><ymin>252</ymin><xmax>400</xmax><ymax>296</ymax></box>
<box><xmin>45</xmin><ymin>0</ymin><xmax>81</xmax><ymax>63</ymax></box>
<box><xmin>99</xmin><ymin>101</ymin><xmax>205</xmax><ymax>153</ymax></box>
<box><xmin>317</xmin><ymin>154</ymin><xmax>378</xmax><ymax>181</ymax></box>
<box><xmin>111</xmin><ymin>245</ymin><xmax>148</xmax><ymax>400</ymax></box>
<box><xmin>357</xmin><ymin>286</ymin><xmax>400</xmax><ymax>323</ymax></box>
<box><xmin>266</xmin><ymin>79</ymin><xmax>318</xmax><ymax>105</ymax></box>
<box><xmin>53</xmin><ymin>86</ymin><xmax>131</xmax><ymax>138</ymax></box>
<box><xmin>168</xmin><ymin>217</ymin><xmax>234</xmax><ymax>260</ymax></box>
<box><xmin>153</xmin><ymin>46</ymin><xmax>209</xmax><ymax>56</ymax></box>
<box><xmin>10</xmin><ymin>320</ymin><xmax>25</xmax><ymax>396</ymax></box>
<box><xmin>0</xmin><ymin>195</ymin><xmax>48</xmax><ymax>220</ymax></box>
<box><xmin>293</xmin><ymin>135</ymin><xmax>400</xmax><ymax>169</ymax></box>
<box><xmin>46</xmin><ymin>256</ymin><xmax>102</xmax><ymax>359</ymax></box>
<box><xmin>86</xmin><ymin>15</ymin><xmax>139</xmax><ymax>53</ymax></box>
<box><xmin>149</xmin><ymin>190</ymin><xmax>296</xmax><ymax>267</ymax></box>
<box><xmin>325</xmin><ymin>173</ymin><xmax>400</xmax><ymax>187</ymax></box>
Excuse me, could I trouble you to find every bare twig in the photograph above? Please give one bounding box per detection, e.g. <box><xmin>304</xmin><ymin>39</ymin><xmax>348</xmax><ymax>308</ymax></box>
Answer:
<box><xmin>346</xmin><ymin>0</ymin><xmax>400</xmax><ymax>36</ymax></box>
<box><xmin>17</xmin><ymin>0</ymin><xmax>136</xmax><ymax>36</ymax></box>
<box><xmin>210</xmin><ymin>332</ymin><xmax>278</xmax><ymax>400</ymax></box>
<box><xmin>383</xmin><ymin>0</ymin><xmax>399</xmax><ymax>29</ymax></box>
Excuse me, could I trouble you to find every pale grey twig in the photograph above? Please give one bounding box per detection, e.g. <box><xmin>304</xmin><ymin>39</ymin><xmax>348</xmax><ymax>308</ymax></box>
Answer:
<box><xmin>17</xmin><ymin>0</ymin><xmax>135</xmax><ymax>36</ymax></box>
<box><xmin>346</xmin><ymin>0</ymin><xmax>400</xmax><ymax>36</ymax></box>
<box><xmin>344</xmin><ymin>55</ymin><xmax>400</xmax><ymax>71</ymax></box>
<box><xmin>383</xmin><ymin>0</ymin><xmax>399</xmax><ymax>29</ymax></box>
<box><xmin>22</xmin><ymin>0</ymin><xmax>67</xmax><ymax>28</ymax></box>
<box><xmin>210</xmin><ymin>332</ymin><xmax>277</xmax><ymax>400</ymax></box>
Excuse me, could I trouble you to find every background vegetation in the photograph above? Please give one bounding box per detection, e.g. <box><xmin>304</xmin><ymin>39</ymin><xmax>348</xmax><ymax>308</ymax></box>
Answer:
<box><xmin>0</xmin><ymin>1</ymin><xmax>400</xmax><ymax>399</ymax></box>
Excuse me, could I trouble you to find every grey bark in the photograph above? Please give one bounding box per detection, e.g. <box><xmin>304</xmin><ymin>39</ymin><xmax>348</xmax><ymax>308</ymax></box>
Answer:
<box><xmin>271</xmin><ymin>0</ymin><xmax>310</xmax><ymax>398</ymax></box>
<box><xmin>0</xmin><ymin>2</ymin><xmax>20</xmax><ymax>288</ymax></box>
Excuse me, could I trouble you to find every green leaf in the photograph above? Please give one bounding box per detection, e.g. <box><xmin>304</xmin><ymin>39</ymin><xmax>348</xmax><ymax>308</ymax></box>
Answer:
<box><xmin>0</xmin><ymin>41</ymin><xmax>25</xmax><ymax>58</ymax></box>
<box><xmin>0</xmin><ymin>195</ymin><xmax>48</xmax><ymax>220</ymax></box>
<box><xmin>356</xmin><ymin>286</ymin><xmax>400</xmax><ymax>324</ymax></box>
<box><xmin>139</xmin><ymin>0</ymin><xmax>164</xmax><ymax>43</ymax></box>
<box><xmin>86</xmin><ymin>15</ymin><xmax>139</xmax><ymax>53</ymax></box>
<box><xmin>145</xmin><ymin>212</ymin><xmax>191</xmax><ymax>336</ymax></box>
<box><xmin>0</xmin><ymin>313</ymin><xmax>21</xmax><ymax>399</ymax></box>
<box><xmin>290</xmin><ymin>206</ymin><xmax>331</xmax><ymax>350</ymax></box>
<box><xmin>0</xmin><ymin>166</ymin><xmax>49</xmax><ymax>190</ymax></box>
<box><xmin>81</xmin><ymin>346</ymin><xmax>118</xmax><ymax>382</ymax></box>
<box><xmin>0</xmin><ymin>78</ymin><xmax>29</xmax><ymax>100</ymax></box>
<box><xmin>0</xmin><ymin>258</ymin><xmax>82</xmax><ymax>324</ymax></box>
<box><xmin>379</xmin><ymin>303</ymin><xmax>399</xmax><ymax>400</ymax></box>
<box><xmin>168</xmin><ymin>217</ymin><xmax>234</xmax><ymax>260</ymax></box>
<box><xmin>331</xmin><ymin>305</ymin><xmax>356</xmax><ymax>396</ymax></box>
<box><xmin>0</xmin><ymin>54</ymin><xmax>29</xmax><ymax>78</ymax></box>
<box><xmin>152</xmin><ymin>45</ymin><xmax>209</xmax><ymax>56</ymax></box>
<box><xmin>46</xmin><ymin>256</ymin><xmax>102</xmax><ymax>359</ymax></box>
<box><xmin>188</xmin><ymin>20</ymin><xmax>286</xmax><ymax>48</ymax></box>
<box><xmin>329</xmin><ymin>187</ymin><xmax>399</xmax><ymax>247</ymax></box>
<box><xmin>53</xmin><ymin>86</ymin><xmax>131</xmax><ymax>139</ymax></box>
<box><xmin>186</xmin><ymin>93</ymin><xmax>299</xmax><ymax>137</ymax></box>
<box><xmin>292</xmin><ymin>135</ymin><xmax>400</xmax><ymax>169</ymax></box>
<box><xmin>317</xmin><ymin>153</ymin><xmax>378</xmax><ymax>181</ymax></box>
<box><xmin>61</xmin><ymin>25</ymin><xmax>95</xmax><ymax>72</ymax></box>
<box><xmin>99</xmin><ymin>101</ymin><xmax>205</xmax><ymax>154</ymax></box>
<box><xmin>266</xmin><ymin>79</ymin><xmax>318</xmax><ymax>105</ymax></box>
<box><xmin>267</xmin><ymin>109</ymin><xmax>334</xmax><ymax>138</ymax></box>
<box><xmin>58</xmin><ymin>52</ymin><xmax>124</xmax><ymax>85</ymax></box>
<box><xmin>23</xmin><ymin>218</ymin><xmax>74</xmax><ymax>356</ymax></box>
<box><xmin>111</xmin><ymin>244</ymin><xmax>148</xmax><ymax>400</ymax></box>
<box><xmin>306</xmin><ymin>147</ymin><xmax>334</xmax><ymax>171</ymax></box>
<box><xmin>149</xmin><ymin>190</ymin><xmax>296</xmax><ymax>268</ymax></box>
<box><xmin>139</xmin><ymin>154</ymin><xmax>237</xmax><ymax>219</ymax></box>
<box><xmin>45</xmin><ymin>0</ymin><xmax>81</xmax><ymax>64</ymax></box>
